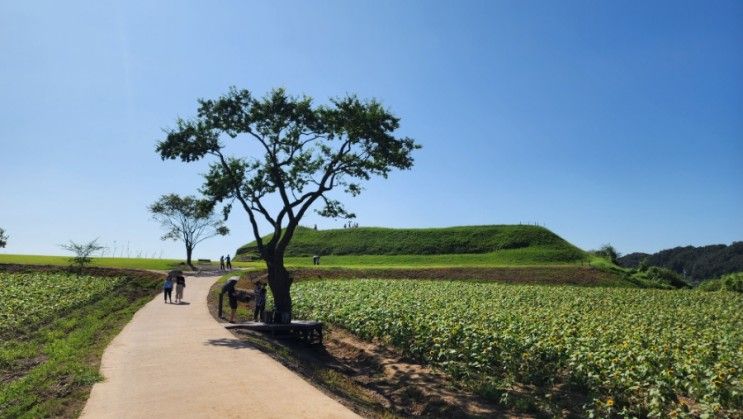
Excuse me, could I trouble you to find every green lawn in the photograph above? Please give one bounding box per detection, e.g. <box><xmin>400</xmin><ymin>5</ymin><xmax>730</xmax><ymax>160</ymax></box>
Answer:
<box><xmin>240</xmin><ymin>246</ymin><xmax>590</xmax><ymax>269</ymax></box>
<box><xmin>0</xmin><ymin>254</ymin><xmax>251</xmax><ymax>271</ymax></box>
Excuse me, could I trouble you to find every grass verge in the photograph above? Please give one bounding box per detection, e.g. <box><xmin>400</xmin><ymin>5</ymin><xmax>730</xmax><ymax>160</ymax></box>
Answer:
<box><xmin>0</xmin><ymin>254</ymin><xmax>252</xmax><ymax>271</ymax></box>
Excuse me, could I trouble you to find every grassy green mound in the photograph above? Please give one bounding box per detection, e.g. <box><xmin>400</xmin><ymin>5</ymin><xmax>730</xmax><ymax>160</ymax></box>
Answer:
<box><xmin>236</xmin><ymin>225</ymin><xmax>586</xmax><ymax>264</ymax></box>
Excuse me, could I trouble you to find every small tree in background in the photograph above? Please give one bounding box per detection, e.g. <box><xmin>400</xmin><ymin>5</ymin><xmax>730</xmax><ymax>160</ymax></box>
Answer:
<box><xmin>0</xmin><ymin>228</ymin><xmax>7</xmax><ymax>248</ymax></box>
<box><xmin>149</xmin><ymin>194</ymin><xmax>229</xmax><ymax>268</ymax></box>
<box><xmin>60</xmin><ymin>239</ymin><xmax>105</xmax><ymax>270</ymax></box>
<box><xmin>598</xmin><ymin>244</ymin><xmax>620</xmax><ymax>264</ymax></box>
<box><xmin>638</xmin><ymin>257</ymin><xmax>649</xmax><ymax>272</ymax></box>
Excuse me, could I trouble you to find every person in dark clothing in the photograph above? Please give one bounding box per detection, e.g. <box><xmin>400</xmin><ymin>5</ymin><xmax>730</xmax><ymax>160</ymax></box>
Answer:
<box><xmin>225</xmin><ymin>254</ymin><xmax>232</xmax><ymax>270</ymax></box>
<box><xmin>220</xmin><ymin>277</ymin><xmax>239</xmax><ymax>322</ymax></box>
<box><xmin>163</xmin><ymin>275</ymin><xmax>174</xmax><ymax>303</ymax></box>
<box><xmin>253</xmin><ymin>282</ymin><xmax>267</xmax><ymax>322</ymax></box>
<box><xmin>219</xmin><ymin>255</ymin><xmax>225</xmax><ymax>271</ymax></box>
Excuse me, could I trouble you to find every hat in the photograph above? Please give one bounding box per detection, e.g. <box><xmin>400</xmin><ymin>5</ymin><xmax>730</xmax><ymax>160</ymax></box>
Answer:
<box><xmin>228</xmin><ymin>276</ymin><xmax>239</xmax><ymax>282</ymax></box>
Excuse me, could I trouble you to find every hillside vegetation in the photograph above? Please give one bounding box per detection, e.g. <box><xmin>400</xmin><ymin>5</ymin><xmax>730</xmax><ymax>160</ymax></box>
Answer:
<box><xmin>236</xmin><ymin>225</ymin><xmax>586</xmax><ymax>264</ymax></box>
<box><xmin>618</xmin><ymin>242</ymin><xmax>743</xmax><ymax>282</ymax></box>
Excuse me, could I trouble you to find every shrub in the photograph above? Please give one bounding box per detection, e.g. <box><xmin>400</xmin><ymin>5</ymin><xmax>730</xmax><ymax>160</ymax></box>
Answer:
<box><xmin>698</xmin><ymin>272</ymin><xmax>743</xmax><ymax>293</ymax></box>
<box><xmin>592</xmin><ymin>244</ymin><xmax>620</xmax><ymax>264</ymax></box>
<box><xmin>629</xmin><ymin>266</ymin><xmax>689</xmax><ymax>289</ymax></box>
<box><xmin>60</xmin><ymin>239</ymin><xmax>105</xmax><ymax>270</ymax></box>
<box><xmin>697</xmin><ymin>279</ymin><xmax>722</xmax><ymax>291</ymax></box>
<box><xmin>721</xmin><ymin>272</ymin><xmax>743</xmax><ymax>293</ymax></box>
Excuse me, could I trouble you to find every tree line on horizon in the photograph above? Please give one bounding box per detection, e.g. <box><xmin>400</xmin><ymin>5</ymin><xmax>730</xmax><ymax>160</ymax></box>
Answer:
<box><xmin>617</xmin><ymin>242</ymin><xmax>743</xmax><ymax>283</ymax></box>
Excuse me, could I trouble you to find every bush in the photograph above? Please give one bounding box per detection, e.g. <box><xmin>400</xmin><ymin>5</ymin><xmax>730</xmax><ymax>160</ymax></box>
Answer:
<box><xmin>698</xmin><ymin>272</ymin><xmax>743</xmax><ymax>293</ymax></box>
<box><xmin>697</xmin><ymin>279</ymin><xmax>722</xmax><ymax>291</ymax></box>
<box><xmin>592</xmin><ymin>244</ymin><xmax>619</xmax><ymax>264</ymax></box>
<box><xmin>629</xmin><ymin>266</ymin><xmax>689</xmax><ymax>289</ymax></box>
<box><xmin>60</xmin><ymin>239</ymin><xmax>105</xmax><ymax>270</ymax></box>
<box><xmin>721</xmin><ymin>272</ymin><xmax>743</xmax><ymax>293</ymax></box>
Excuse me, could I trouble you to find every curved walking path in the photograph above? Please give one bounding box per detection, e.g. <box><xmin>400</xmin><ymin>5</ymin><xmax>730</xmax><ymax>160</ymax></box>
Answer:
<box><xmin>81</xmin><ymin>275</ymin><xmax>359</xmax><ymax>419</ymax></box>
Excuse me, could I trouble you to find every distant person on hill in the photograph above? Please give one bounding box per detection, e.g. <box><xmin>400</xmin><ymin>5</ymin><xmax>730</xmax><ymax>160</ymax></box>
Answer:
<box><xmin>175</xmin><ymin>273</ymin><xmax>186</xmax><ymax>304</ymax></box>
<box><xmin>225</xmin><ymin>254</ymin><xmax>232</xmax><ymax>270</ymax></box>
<box><xmin>220</xmin><ymin>277</ymin><xmax>239</xmax><ymax>322</ymax></box>
<box><xmin>163</xmin><ymin>274</ymin><xmax>174</xmax><ymax>304</ymax></box>
<box><xmin>253</xmin><ymin>282</ymin><xmax>267</xmax><ymax>322</ymax></box>
<box><xmin>312</xmin><ymin>255</ymin><xmax>320</xmax><ymax>265</ymax></box>
<box><xmin>219</xmin><ymin>255</ymin><xmax>225</xmax><ymax>271</ymax></box>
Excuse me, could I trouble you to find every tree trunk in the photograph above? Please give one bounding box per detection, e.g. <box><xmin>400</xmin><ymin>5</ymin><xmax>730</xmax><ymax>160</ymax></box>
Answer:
<box><xmin>266</xmin><ymin>256</ymin><xmax>292</xmax><ymax>323</ymax></box>
<box><xmin>186</xmin><ymin>246</ymin><xmax>194</xmax><ymax>270</ymax></box>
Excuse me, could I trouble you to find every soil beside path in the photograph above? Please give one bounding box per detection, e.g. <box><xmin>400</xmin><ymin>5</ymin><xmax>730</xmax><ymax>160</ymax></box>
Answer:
<box><xmin>81</xmin><ymin>275</ymin><xmax>359</xmax><ymax>419</ymax></box>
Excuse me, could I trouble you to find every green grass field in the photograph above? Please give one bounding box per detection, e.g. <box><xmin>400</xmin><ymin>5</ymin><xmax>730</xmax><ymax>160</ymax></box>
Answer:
<box><xmin>0</xmin><ymin>254</ymin><xmax>251</xmax><ymax>271</ymax></box>
<box><xmin>241</xmin><ymin>246</ymin><xmax>590</xmax><ymax>268</ymax></box>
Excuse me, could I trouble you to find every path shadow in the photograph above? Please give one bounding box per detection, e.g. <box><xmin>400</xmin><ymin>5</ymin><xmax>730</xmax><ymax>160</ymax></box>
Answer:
<box><xmin>172</xmin><ymin>301</ymin><xmax>191</xmax><ymax>305</ymax></box>
<box><xmin>204</xmin><ymin>338</ymin><xmax>255</xmax><ymax>350</ymax></box>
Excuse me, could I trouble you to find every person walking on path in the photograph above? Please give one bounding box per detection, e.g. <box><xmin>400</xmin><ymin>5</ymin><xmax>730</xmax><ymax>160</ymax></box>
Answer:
<box><xmin>225</xmin><ymin>254</ymin><xmax>232</xmax><ymax>270</ymax></box>
<box><xmin>253</xmin><ymin>282</ymin><xmax>267</xmax><ymax>322</ymax></box>
<box><xmin>163</xmin><ymin>274</ymin><xmax>174</xmax><ymax>303</ymax></box>
<box><xmin>175</xmin><ymin>273</ymin><xmax>186</xmax><ymax>304</ymax></box>
<box><xmin>219</xmin><ymin>255</ymin><xmax>225</xmax><ymax>271</ymax></box>
<box><xmin>220</xmin><ymin>276</ymin><xmax>239</xmax><ymax>322</ymax></box>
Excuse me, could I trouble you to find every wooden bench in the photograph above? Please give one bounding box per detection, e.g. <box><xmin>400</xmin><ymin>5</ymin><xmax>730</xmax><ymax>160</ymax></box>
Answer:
<box><xmin>225</xmin><ymin>320</ymin><xmax>323</xmax><ymax>344</ymax></box>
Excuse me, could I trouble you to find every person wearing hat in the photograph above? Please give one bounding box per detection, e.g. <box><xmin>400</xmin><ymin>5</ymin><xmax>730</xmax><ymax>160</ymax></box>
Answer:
<box><xmin>220</xmin><ymin>276</ymin><xmax>239</xmax><ymax>323</ymax></box>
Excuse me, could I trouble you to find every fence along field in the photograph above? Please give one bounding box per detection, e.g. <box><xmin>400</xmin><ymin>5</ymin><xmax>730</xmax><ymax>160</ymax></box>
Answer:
<box><xmin>291</xmin><ymin>279</ymin><xmax>743</xmax><ymax>417</ymax></box>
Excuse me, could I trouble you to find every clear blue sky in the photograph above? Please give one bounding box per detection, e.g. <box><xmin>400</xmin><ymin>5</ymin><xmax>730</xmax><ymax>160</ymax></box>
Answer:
<box><xmin>1</xmin><ymin>0</ymin><xmax>741</xmax><ymax>259</ymax></box>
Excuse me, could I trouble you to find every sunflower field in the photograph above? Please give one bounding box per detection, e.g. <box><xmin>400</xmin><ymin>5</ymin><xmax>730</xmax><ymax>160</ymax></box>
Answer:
<box><xmin>291</xmin><ymin>279</ymin><xmax>743</xmax><ymax>417</ymax></box>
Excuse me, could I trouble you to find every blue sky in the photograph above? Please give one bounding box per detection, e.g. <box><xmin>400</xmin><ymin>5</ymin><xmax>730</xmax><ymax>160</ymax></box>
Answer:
<box><xmin>1</xmin><ymin>0</ymin><xmax>741</xmax><ymax>259</ymax></box>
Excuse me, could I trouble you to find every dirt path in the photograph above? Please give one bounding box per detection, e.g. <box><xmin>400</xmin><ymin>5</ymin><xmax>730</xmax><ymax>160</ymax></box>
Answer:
<box><xmin>81</xmin><ymin>275</ymin><xmax>359</xmax><ymax>419</ymax></box>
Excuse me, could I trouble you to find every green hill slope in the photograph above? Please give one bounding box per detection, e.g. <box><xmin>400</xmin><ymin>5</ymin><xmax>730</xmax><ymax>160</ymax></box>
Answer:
<box><xmin>235</xmin><ymin>225</ymin><xmax>586</xmax><ymax>264</ymax></box>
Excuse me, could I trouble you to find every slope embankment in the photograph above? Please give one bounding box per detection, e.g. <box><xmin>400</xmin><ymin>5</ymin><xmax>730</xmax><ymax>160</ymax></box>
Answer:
<box><xmin>234</xmin><ymin>225</ymin><xmax>632</xmax><ymax>286</ymax></box>
<box><xmin>236</xmin><ymin>224</ymin><xmax>585</xmax><ymax>262</ymax></box>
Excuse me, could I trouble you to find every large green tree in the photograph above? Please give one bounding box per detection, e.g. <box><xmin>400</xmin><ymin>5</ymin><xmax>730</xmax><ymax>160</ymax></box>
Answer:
<box><xmin>157</xmin><ymin>87</ymin><xmax>419</xmax><ymax>320</ymax></box>
<box><xmin>149</xmin><ymin>194</ymin><xmax>229</xmax><ymax>268</ymax></box>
